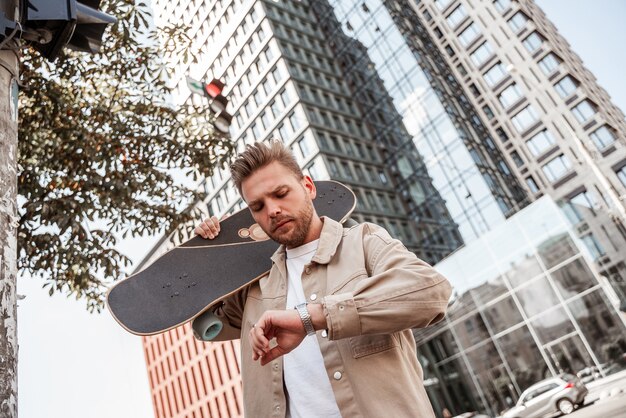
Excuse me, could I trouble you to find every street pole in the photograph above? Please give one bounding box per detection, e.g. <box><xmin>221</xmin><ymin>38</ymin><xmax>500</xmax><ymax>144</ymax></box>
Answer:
<box><xmin>0</xmin><ymin>0</ymin><xmax>19</xmax><ymax>414</ymax></box>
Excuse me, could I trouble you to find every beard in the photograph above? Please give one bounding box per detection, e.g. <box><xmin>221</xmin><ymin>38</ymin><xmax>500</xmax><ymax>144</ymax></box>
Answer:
<box><xmin>267</xmin><ymin>196</ymin><xmax>314</xmax><ymax>248</ymax></box>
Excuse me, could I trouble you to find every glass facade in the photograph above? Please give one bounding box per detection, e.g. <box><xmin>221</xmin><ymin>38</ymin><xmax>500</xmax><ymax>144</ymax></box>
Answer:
<box><xmin>315</xmin><ymin>0</ymin><xmax>527</xmax><ymax>250</ymax></box>
<box><xmin>415</xmin><ymin>197</ymin><xmax>626</xmax><ymax>417</ymax></box>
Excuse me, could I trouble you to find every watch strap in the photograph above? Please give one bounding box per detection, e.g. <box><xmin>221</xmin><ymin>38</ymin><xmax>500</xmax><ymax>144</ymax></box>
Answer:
<box><xmin>294</xmin><ymin>302</ymin><xmax>316</xmax><ymax>336</ymax></box>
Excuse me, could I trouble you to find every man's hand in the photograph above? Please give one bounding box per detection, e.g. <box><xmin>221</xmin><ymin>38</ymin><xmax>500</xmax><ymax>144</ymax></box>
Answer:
<box><xmin>194</xmin><ymin>215</ymin><xmax>221</xmax><ymax>239</ymax></box>
<box><xmin>249</xmin><ymin>304</ymin><xmax>327</xmax><ymax>366</ymax></box>
<box><xmin>249</xmin><ymin>310</ymin><xmax>306</xmax><ymax>366</ymax></box>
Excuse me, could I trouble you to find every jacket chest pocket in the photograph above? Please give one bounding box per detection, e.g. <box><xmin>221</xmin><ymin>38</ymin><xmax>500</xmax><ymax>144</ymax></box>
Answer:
<box><xmin>349</xmin><ymin>333</ymin><xmax>398</xmax><ymax>359</ymax></box>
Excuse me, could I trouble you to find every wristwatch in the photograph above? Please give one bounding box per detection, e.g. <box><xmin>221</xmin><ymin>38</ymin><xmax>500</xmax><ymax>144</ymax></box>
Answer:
<box><xmin>294</xmin><ymin>302</ymin><xmax>316</xmax><ymax>336</ymax></box>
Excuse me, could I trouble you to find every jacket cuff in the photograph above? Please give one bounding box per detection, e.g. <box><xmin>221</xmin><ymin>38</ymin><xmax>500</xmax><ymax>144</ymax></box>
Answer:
<box><xmin>323</xmin><ymin>293</ymin><xmax>361</xmax><ymax>340</ymax></box>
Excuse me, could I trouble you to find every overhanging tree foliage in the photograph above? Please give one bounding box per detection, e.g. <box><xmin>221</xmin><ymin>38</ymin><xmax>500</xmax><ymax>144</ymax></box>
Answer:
<box><xmin>17</xmin><ymin>0</ymin><xmax>234</xmax><ymax>312</ymax></box>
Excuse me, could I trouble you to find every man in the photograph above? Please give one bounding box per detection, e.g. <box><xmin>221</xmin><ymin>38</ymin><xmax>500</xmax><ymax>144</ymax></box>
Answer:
<box><xmin>195</xmin><ymin>141</ymin><xmax>452</xmax><ymax>417</ymax></box>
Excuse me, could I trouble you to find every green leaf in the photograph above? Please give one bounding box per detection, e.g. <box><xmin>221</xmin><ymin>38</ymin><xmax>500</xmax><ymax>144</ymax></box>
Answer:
<box><xmin>17</xmin><ymin>0</ymin><xmax>235</xmax><ymax>311</ymax></box>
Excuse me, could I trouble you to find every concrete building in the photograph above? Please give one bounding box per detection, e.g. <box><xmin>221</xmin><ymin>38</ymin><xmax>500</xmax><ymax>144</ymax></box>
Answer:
<box><xmin>139</xmin><ymin>0</ymin><xmax>626</xmax><ymax>416</ymax></box>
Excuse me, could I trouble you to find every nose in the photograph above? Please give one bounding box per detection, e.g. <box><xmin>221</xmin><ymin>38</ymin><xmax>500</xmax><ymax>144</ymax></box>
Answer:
<box><xmin>267</xmin><ymin>200</ymin><xmax>282</xmax><ymax>218</ymax></box>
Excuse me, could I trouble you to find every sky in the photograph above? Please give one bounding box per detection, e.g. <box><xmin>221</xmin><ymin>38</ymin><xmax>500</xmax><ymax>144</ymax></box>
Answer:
<box><xmin>16</xmin><ymin>1</ymin><xmax>626</xmax><ymax>418</ymax></box>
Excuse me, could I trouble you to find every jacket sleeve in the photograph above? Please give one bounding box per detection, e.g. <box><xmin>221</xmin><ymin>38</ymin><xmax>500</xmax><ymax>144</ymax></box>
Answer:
<box><xmin>205</xmin><ymin>285</ymin><xmax>249</xmax><ymax>341</ymax></box>
<box><xmin>322</xmin><ymin>223</ymin><xmax>452</xmax><ymax>341</ymax></box>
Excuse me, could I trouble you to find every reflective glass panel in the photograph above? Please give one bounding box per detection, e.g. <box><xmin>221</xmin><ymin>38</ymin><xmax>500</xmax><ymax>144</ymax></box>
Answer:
<box><xmin>550</xmin><ymin>257</ymin><xmax>596</xmax><ymax>300</ymax></box>
<box><xmin>567</xmin><ymin>290</ymin><xmax>626</xmax><ymax>372</ymax></box>
<box><xmin>530</xmin><ymin>306</ymin><xmax>575</xmax><ymax>345</ymax></box>
<box><xmin>497</xmin><ymin>325</ymin><xmax>548</xmax><ymax>392</ymax></box>
<box><xmin>483</xmin><ymin>296</ymin><xmax>524</xmax><ymax>334</ymax></box>
<box><xmin>516</xmin><ymin>276</ymin><xmax>560</xmax><ymax>318</ymax></box>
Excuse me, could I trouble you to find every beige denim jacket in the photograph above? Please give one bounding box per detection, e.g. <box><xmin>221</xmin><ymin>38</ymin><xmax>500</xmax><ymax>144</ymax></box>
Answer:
<box><xmin>211</xmin><ymin>217</ymin><xmax>452</xmax><ymax>418</ymax></box>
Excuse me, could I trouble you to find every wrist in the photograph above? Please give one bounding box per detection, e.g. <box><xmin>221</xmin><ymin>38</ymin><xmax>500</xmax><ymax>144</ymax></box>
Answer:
<box><xmin>306</xmin><ymin>303</ymin><xmax>327</xmax><ymax>331</ymax></box>
<box><xmin>294</xmin><ymin>303</ymin><xmax>315</xmax><ymax>336</ymax></box>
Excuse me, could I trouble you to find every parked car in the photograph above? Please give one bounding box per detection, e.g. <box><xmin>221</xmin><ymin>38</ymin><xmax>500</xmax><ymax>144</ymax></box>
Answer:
<box><xmin>452</xmin><ymin>413</ymin><xmax>491</xmax><ymax>418</ymax></box>
<box><xmin>502</xmin><ymin>374</ymin><xmax>588</xmax><ymax>418</ymax></box>
<box><xmin>576</xmin><ymin>366</ymin><xmax>601</xmax><ymax>384</ymax></box>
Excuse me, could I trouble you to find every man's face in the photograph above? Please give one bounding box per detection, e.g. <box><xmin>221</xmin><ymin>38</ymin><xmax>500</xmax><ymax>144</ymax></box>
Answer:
<box><xmin>241</xmin><ymin>162</ymin><xmax>317</xmax><ymax>248</ymax></box>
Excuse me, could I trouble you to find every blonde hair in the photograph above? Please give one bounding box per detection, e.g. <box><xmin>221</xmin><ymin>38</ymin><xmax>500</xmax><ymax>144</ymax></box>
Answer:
<box><xmin>230</xmin><ymin>141</ymin><xmax>304</xmax><ymax>194</ymax></box>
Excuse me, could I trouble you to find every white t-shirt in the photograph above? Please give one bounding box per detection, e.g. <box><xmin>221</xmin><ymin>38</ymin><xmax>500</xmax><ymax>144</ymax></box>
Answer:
<box><xmin>284</xmin><ymin>239</ymin><xmax>342</xmax><ymax>418</ymax></box>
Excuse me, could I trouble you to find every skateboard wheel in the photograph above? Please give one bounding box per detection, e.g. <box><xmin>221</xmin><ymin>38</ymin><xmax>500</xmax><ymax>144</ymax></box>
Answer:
<box><xmin>192</xmin><ymin>310</ymin><xmax>224</xmax><ymax>341</ymax></box>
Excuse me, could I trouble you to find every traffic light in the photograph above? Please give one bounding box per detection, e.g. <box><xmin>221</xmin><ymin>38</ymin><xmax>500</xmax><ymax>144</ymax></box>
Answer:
<box><xmin>213</xmin><ymin>111</ymin><xmax>233</xmax><ymax>134</ymax></box>
<box><xmin>22</xmin><ymin>0</ymin><xmax>116</xmax><ymax>60</ymax></box>
<box><xmin>187</xmin><ymin>77</ymin><xmax>233</xmax><ymax>134</ymax></box>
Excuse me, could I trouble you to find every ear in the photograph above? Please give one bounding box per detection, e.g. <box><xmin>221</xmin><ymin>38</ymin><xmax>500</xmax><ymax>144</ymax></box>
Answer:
<box><xmin>301</xmin><ymin>175</ymin><xmax>317</xmax><ymax>199</ymax></box>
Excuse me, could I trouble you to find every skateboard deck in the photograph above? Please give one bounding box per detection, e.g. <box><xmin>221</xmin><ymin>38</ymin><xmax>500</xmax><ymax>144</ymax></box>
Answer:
<box><xmin>107</xmin><ymin>180</ymin><xmax>356</xmax><ymax>336</ymax></box>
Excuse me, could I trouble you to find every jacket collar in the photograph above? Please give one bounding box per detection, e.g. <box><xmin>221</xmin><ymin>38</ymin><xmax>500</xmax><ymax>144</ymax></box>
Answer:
<box><xmin>270</xmin><ymin>216</ymin><xmax>343</xmax><ymax>267</ymax></box>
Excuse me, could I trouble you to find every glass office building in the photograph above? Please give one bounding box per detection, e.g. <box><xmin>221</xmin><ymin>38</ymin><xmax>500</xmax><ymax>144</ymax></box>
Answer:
<box><xmin>141</xmin><ymin>0</ymin><xmax>626</xmax><ymax>416</ymax></box>
<box><xmin>414</xmin><ymin>197</ymin><xmax>626</xmax><ymax>416</ymax></box>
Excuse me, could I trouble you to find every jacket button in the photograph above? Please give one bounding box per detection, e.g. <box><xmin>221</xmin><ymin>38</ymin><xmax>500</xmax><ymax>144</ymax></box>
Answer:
<box><xmin>333</xmin><ymin>371</ymin><xmax>342</xmax><ymax>380</ymax></box>
<box><xmin>321</xmin><ymin>330</ymin><xmax>328</xmax><ymax>338</ymax></box>
<box><xmin>310</xmin><ymin>293</ymin><xmax>317</xmax><ymax>301</ymax></box>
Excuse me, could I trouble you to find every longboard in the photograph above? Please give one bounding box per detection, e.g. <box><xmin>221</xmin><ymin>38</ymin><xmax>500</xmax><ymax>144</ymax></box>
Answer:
<box><xmin>107</xmin><ymin>180</ymin><xmax>356</xmax><ymax>336</ymax></box>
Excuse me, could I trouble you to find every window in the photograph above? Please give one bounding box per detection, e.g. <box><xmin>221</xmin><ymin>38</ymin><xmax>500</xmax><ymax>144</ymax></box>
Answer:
<box><xmin>251</xmin><ymin>122</ymin><xmax>260</xmax><ymax>138</ymax></box>
<box><xmin>280</xmin><ymin>89</ymin><xmax>291</xmax><ymax>106</ymax></box>
<box><xmin>589</xmin><ymin>125</ymin><xmax>616</xmax><ymax>150</ymax></box>
<box><xmin>508</xmin><ymin>12</ymin><xmax>528</xmax><ymax>32</ymax></box>
<box><xmin>482</xmin><ymin>105</ymin><xmax>495</xmax><ymax>119</ymax></box>
<box><xmin>470</xmin><ymin>42</ymin><xmax>494</xmax><ymax>66</ymax></box>
<box><xmin>526</xmin><ymin>176</ymin><xmax>540</xmax><ymax>193</ymax></box>
<box><xmin>271</xmin><ymin>67</ymin><xmax>282</xmax><ymax>84</ymax></box>
<box><xmin>554</xmin><ymin>75</ymin><xmax>578</xmax><ymax>98</ymax></box>
<box><xmin>523</xmin><ymin>32</ymin><xmax>544</xmax><ymax>52</ymax></box>
<box><xmin>328</xmin><ymin>160</ymin><xmax>339</xmax><ymax>177</ymax></box>
<box><xmin>446</xmin><ymin>5</ymin><xmax>467</xmax><ymax>28</ymax></box>
<box><xmin>262</xmin><ymin>77</ymin><xmax>273</xmax><ymax>95</ymax></box>
<box><xmin>542</xmin><ymin>154</ymin><xmax>572</xmax><ymax>183</ymax></box>
<box><xmin>571</xmin><ymin>100</ymin><xmax>596</xmax><ymax>123</ymax></box>
<box><xmin>435</xmin><ymin>0</ymin><xmax>453</xmax><ymax>11</ymax></box>
<box><xmin>493</xmin><ymin>0</ymin><xmax>511</xmax><ymax>13</ymax></box>
<box><xmin>244</xmin><ymin>100</ymin><xmax>254</xmax><ymax>118</ymax></box>
<box><xmin>511</xmin><ymin>105</ymin><xmax>539</xmax><ymax>132</ymax></box>
<box><xmin>562</xmin><ymin>190</ymin><xmax>597</xmax><ymax>223</ymax></box>
<box><xmin>253</xmin><ymin>90</ymin><xmax>262</xmax><ymax>106</ymax></box>
<box><xmin>511</xmin><ymin>150</ymin><xmax>524</xmax><ymax>167</ymax></box>
<box><xmin>278</xmin><ymin>123</ymin><xmax>289</xmax><ymax>141</ymax></box>
<box><xmin>469</xmin><ymin>83</ymin><xmax>480</xmax><ymax>97</ymax></box>
<box><xmin>298</xmin><ymin>136</ymin><xmax>311</xmax><ymax>157</ymax></box>
<box><xmin>269</xmin><ymin>100</ymin><xmax>282</xmax><ymax>118</ymax></box>
<box><xmin>378</xmin><ymin>171</ymin><xmax>388</xmax><ymax>184</ymax></box>
<box><xmin>526</xmin><ymin>129</ymin><xmax>555</xmax><ymax>156</ymax></box>
<box><xmin>289</xmin><ymin>113</ymin><xmax>300</xmax><ymax>131</ymax></box>
<box><xmin>458</xmin><ymin>23</ymin><xmax>480</xmax><ymax>47</ymax></box>
<box><xmin>616</xmin><ymin>165</ymin><xmax>626</xmax><ymax>187</ymax></box>
<box><xmin>581</xmin><ymin>234</ymin><xmax>606</xmax><ymax>260</ymax></box>
<box><xmin>341</xmin><ymin>162</ymin><xmax>353</xmax><ymax>180</ymax></box>
<box><xmin>496</xmin><ymin>127</ymin><xmax>509</xmax><ymax>142</ymax></box>
<box><xmin>498</xmin><ymin>83</ymin><xmax>523</xmax><ymax>108</ymax></box>
<box><xmin>497</xmin><ymin>159</ymin><xmax>511</xmax><ymax>174</ymax></box>
<box><xmin>538</xmin><ymin>53</ymin><xmax>560</xmax><ymax>75</ymax></box>
<box><xmin>260</xmin><ymin>111</ymin><xmax>270</xmax><ymax>130</ymax></box>
<box><xmin>483</xmin><ymin>62</ymin><xmax>508</xmax><ymax>87</ymax></box>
